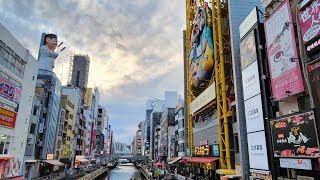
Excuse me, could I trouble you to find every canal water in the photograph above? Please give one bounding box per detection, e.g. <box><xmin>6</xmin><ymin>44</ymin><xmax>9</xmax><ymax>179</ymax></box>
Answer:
<box><xmin>97</xmin><ymin>163</ymin><xmax>145</xmax><ymax>180</ymax></box>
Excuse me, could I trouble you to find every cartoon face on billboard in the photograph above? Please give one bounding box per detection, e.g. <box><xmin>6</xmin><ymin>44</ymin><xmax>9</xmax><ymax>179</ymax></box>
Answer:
<box><xmin>189</xmin><ymin>4</ymin><xmax>214</xmax><ymax>87</ymax></box>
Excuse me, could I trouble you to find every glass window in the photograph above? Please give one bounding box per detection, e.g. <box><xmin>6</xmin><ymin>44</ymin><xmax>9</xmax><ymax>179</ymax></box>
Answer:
<box><xmin>0</xmin><ymin>135</ymin><xmax>11</xmax><ymax>154</ymax></box>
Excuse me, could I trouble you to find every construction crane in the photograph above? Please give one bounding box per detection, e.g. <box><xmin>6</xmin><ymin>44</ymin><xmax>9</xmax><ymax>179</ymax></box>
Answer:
<box><xmin>186</xmin><ymin>0</ymin><xmax>235</xmax><ymax>175</ymax></box>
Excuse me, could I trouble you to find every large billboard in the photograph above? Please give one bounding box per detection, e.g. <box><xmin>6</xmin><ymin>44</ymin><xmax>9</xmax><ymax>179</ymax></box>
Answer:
<box><xmin>188</xmin><ymin>4</ymin><xmax>214</xmax><ymax>88</ymax></box>
<box><xmin>264</xmin><ymin>0</ymin><xmax>304</xmax><ymax>100</ymax></box>
<box><xmin>270</xmin><ymin>110</ymin><xmax>320</xmax><ymax>157</ymax></box>
<box><xmin>240</xmin><ymin>30</ymin><xmax>257</xmax><ymax>70</ymax></box>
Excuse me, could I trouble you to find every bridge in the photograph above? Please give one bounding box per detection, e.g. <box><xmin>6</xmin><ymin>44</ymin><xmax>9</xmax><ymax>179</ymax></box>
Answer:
<box><xmin>95</xmin><ymin>154</ymin><xmax>149</xmax><ymax>162</ymax></box>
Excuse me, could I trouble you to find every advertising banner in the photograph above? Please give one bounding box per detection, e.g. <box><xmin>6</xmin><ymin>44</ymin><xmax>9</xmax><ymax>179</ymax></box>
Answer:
<box><xmin>85</xmin><ymin>88</ymin><xmax>92</xmax><ymax>108</ymax></box>
<box><xmin>264</xmin><ymin>0</ymin><xmax>304</xmax><ymax>100</ymax></box>
<box><xmin>188</xmin><ymin>5</ymin><xmax>214</xmax><ymax>88</ymax></box>
<box><xmin>190</xmin><ymin>82</ymin><xmax>216</xmax><ymax>115</ymax></box>
<box><xmin>0</xmin><ymin>106</ymin><xmax>17</xmax><ymax>128</ymax></box>
<box><xmin>242</xmin><ymin>61</ymin><xmax>261</xmax><ymax>100</ymax></box>
<box><xmin>308</xmin><ymin>59</ymin><xmax>320</xmax><ymax>111</ymax></box>
<box><xmin>240</xmin><ymin>30</ymin><xmax>257</xmax><ymax>70</ymax></box>
<box><xmin>244</xmin><ymin>94</ymin><xmax>264</xmax><ymax>133</ymax></box>
<box><xmin>0</xmin><ymin>76</ymin><xmax>21</xmax><ymax>103</ymax></box>
<box><xmin>270</xmin><ymin>110</ymin><xmax>320</xmax><ymax>157</ymax></box>
<box><xmin>298</xmin><ymin>0</ymin><xmax>320</xmax><ymax>44</ymax></box>
<box><xmin>240</xmin><ymin>7</ymin><xmax>259</xmax><ymax>39</ymax></box>
<box><xmin>279</xmin><ymin>158</ymin><xmax>312</xmax><ymax>170</ymax></box>
<box><xmin>247</xmin><ymin>131</ymin><xmax>269</xmax><ymax>170</ymax></box>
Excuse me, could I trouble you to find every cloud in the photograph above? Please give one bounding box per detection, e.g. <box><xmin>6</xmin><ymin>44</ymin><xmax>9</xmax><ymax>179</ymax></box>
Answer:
<box><xmin>0</xmin><ymin>0</ymin><xmax>185</xmax><ymax>144</ymax></box>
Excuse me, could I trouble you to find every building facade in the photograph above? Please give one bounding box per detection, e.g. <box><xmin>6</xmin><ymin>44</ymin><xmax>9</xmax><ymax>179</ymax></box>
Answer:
<box><xmin>70</xmin><ymin>55</ymin><xmax>90</xmax><ymax>88</ymax></box>
<box><xmin>0</xmin><ymin>23</ymin><xmax>38</xmax><ymax>179</ymax></box>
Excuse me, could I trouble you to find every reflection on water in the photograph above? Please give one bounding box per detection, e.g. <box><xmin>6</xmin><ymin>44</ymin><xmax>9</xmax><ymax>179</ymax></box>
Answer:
<box><xmin>97</xmin><ymin>163</ymin><xmax>145</xmax><ymax>180</ymax></box>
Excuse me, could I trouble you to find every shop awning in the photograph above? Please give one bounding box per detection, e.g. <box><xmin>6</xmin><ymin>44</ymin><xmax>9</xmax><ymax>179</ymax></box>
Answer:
<box><xmin>178</xmin><ymin>157</ymin><xmax>190</xmax><ymax>163</ymax></box>
<box><xmin>168</xmin><ymin>157</ymin><xmax>182</xmax><ymax>164</ymax></box>
<box><xmin>44</xmin><ymin>160</ymin><xmax>65</xmax><ymax>166</ymax></box>
<box><xmin>0</xmin><ymin>155</ymin><xmax>15</xmax><ymax>160</ymax></box>
<box><xmin>186</xmin><ymin>157</ymin><xmax>219</xmax><ymax>163</ymax></box>
<box><xmin>76</xmin><ymin>158</ymin><xmax>89</xmax><ymax>163</ymax></box>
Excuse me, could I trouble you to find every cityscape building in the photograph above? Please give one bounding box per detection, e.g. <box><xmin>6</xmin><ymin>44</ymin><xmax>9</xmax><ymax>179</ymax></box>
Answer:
<box><xmin>0</xmin><ymin>23</ymin><xmax>38</xmax><ymax>179</ymax></box>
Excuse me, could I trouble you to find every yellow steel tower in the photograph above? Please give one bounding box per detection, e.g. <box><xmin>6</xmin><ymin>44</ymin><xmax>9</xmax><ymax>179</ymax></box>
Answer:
<box><xmin>185</xmin><ymin>0</ymin><xmax>234</xmax><ymax>174</ymax></box>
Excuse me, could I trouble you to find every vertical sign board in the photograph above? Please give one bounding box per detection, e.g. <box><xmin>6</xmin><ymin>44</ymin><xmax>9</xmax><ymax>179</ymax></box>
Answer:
<box><xmin>247</xmin><ymin>131</ymin><xmax>270</xmax><ymax>170</ymax></box>
<box><xmin>244</xmin><ymin>94</ymin><xmax>265</xmax><ymax>133</ymax></box>
<box><xmin>242</xmin><ymin>61</ymin><xmax>261</xmax><ymax>100</ymax></box>
<box><xmin>270</xmin><ymin>110</ymin><xmax>320</xmax><ymax>157</ymax></box>
<box><xmin>264</xmin><ymin>0</ymin><xmax>304</xmax><ymax>101</ymax></box>
<box><xmin>308</xmin><ymin>60</ymin><xmax>320</xmax><ymax>113</ymax></box>
<box><xmin>239</xmin><ymin>7</ymin><xmax>259</xmax><ymax>39</ymax></box>
<box><xmin>240</xmin><ymin>26</ymin><xmax>269</xmax><ymax>171</ymax></box>
<box><xmin>298</xmin><ymin>0</ymin><xmax>320</xmax><ymax>61</ymax></box>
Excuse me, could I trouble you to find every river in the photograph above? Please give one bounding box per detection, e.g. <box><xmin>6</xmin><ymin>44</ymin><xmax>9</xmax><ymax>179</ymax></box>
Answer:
<box><xmin>97</xmin><ymin>163</ymin><xmax>146</xmax><ymax>180</ymax></box>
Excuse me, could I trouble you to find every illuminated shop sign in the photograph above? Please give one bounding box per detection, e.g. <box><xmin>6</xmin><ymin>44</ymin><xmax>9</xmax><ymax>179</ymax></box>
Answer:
<box><xmin>270</xmin><ymin>110</ymin><xmax>320</xmax><ymax>157</ymax></box>
<box><xmin>193</xmin><ymin>145</ymin><xmax>211</xmax><ymax>156</ymax></box>
<box><xmin>0</xmin><ymin>106</ymin><xmax>17</xmax><ymax>128</ymax></box>
<box><xmin>0</xmin><ymin>76</ymin><xmax>21</xmax><ymax>103</ymax></box>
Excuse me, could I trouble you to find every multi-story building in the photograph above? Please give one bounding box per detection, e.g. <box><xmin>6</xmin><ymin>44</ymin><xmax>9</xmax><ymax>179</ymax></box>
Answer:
<box><xmin>83</xmin><ymin>87</ymin><xmax>99</xmax><ymax>159</ymax></box>
<box><xmin>58</xmin><ymin>95</ymin><xmax>75</xmax><ymax>165</ymax></box>
<box><xmin>150</xmin><ymin>112</ymin><xmax>163</xmax><ymax>161</ymax></box>
<box><xmin>54</xmin><ymin>108</ymin><xmax>65</xmax><ymax>160</ymax></box>
<box><xmin>96</xmin><ymin>106</ymin><xmax>107</xmax><ymax>154</ymax></box>
<box><xmin>70</xmin><ymin>55</ymin><xmax>90</xmax><ymax>89</ymax></box>
<box><xmin>160</xmin><ymin>108</ymin><xmax>175</xmax><ymax>160</ymax></box>
<box><xmin>0</xmin><ymin>23</ymin><xmax>38</xmax><ymax>179</ymax></box>
<box><xmin>175</xmin><ymin>100</ymin><xmax>185</xmax><ymax>157</ymax></box>
<box><xmin>133</xmin><ymin>121</ymin><xmax>143</xmax><ymax>155</ymax></box>
<box><xmin>62</xmin><ymin>86</ymin><xmax>84</xmax><ymax>167</ymax></box>
<box><xmin>24</xmin><ymin>95</ymin><xmax>41</xmax><ymax>179</ymax></box>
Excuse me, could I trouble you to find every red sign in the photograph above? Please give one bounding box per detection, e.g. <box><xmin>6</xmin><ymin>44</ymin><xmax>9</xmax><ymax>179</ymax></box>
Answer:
<box><xmin>200</xmin><ymin>139</ymin><xmax>208</xmax><ymax>146</ymax></box>
<box><xmin>299</xmin><ymin>0</ymin><xmax>320</xmax><ymax>44</ymax></box>
<box><xmin>0</xmin><ymin>76</ymin><xmax>21</xmax><ymax>103</ymax></box>
<box><xmin>0</xmin><ymin>107</ymin><xmax>17</xmax><ymax>128</ymax></box>
<box><xmin>264</xmin><ymin>0</ymin><xmax>304</xmax><ymax>100</ymax></box>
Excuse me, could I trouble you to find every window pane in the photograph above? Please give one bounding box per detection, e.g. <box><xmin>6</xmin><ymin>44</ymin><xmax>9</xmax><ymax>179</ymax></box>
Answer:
<box><xmin>0</xmin><ymin>141</ymin><xmax>4</xmax><ymax>154</ymax></box>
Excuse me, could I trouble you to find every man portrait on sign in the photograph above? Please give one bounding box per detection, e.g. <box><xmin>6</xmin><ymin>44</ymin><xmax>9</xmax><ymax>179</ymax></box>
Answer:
<box><xmin>38</xmin><ymin>34</ymin><xmax>59</xmax><ymax>72</ymax></box>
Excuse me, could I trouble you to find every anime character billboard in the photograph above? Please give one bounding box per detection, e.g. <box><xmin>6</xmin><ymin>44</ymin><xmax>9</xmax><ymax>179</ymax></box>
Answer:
<box><xmin>189</xmin><ymin>3</ymin><xmax>214</xmax><ymax>88</ymax></box>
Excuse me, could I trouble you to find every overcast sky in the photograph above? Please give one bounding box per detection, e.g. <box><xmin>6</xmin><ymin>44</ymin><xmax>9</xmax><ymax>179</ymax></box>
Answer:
<box><xmin>0</xmin><ymin>0</ymin><xmax>185</xmax><ymax>144</ymax></box>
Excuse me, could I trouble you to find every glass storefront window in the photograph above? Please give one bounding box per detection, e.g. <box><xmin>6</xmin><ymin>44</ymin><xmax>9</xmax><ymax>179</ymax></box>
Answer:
<box><xmin>0</xmin><ymin>134</ymin><xmax>12</xmax><ymax>154</ymax></box>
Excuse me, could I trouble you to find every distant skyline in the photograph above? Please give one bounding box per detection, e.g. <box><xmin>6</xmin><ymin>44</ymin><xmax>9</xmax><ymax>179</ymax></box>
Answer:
<box><xmin>0</xmin><ymin>0</ymin><xmax>185</xmax><ymax>144</ymax></box>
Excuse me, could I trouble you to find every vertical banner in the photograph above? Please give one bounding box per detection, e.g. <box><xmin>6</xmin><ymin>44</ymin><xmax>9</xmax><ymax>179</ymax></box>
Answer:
<box><xmin>308</xmin><ymin>60</ymin><xmax>320</xmax><ymax>111</ymax></box>
<box><xmin>264</xmin><ymin>0</ymin><xmax>304</xmax><ymax>100</ymax></box>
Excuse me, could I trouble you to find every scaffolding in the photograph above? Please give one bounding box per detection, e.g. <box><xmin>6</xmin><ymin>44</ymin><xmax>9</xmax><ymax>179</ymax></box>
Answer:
<box><xmin>67</xmin><ymin>51</ymin><xmax>74</xmax><ymax>85</ymax></box>
<box><xmin>186</xmin><ymin>0</ymin><xmax>235</xmax><ymax>175</ymax></box>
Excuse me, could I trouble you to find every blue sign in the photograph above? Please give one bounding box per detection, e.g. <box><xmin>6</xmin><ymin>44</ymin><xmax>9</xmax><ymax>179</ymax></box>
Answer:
<box><xmin>212</xmin><ymin>144</ymin><xmax>219</xmax><ymax>157</ymax></box>
<box><xmin>186</xmin><ymin>147</ymin><xmax>191</xmax><ymax>157</ymax></box>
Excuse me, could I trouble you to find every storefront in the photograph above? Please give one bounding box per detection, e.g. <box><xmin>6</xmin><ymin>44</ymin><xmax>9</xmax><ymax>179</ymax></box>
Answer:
<box><xmin>75</xmin><ymin>155</ymin><xmax>89</xmax><ymax>169</ymax></box>
<box><xmin>270</xmin><ymin>110</ymin><xmax>320</xmax><ymax>179</ymax></box>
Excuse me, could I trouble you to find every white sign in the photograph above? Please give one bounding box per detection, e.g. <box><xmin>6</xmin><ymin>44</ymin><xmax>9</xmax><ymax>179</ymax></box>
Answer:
<box><xmin>297</xmin><ymin>175</ymin><xmax>314</xmax><ymax>180</ymax></box>
<box><xmin>190</xmin><ymin>82</ymin><xmax>216</xmax><ymax>115</ymax></box>
<box><xmin>242</xmin><ymin>61</ymin><xmax>260</xmax><ymax>100</ymax></box>
<box><xmin>245</xmin><ymin>94</ymin><xmax>264</xmax><ymax>133</ymax></box>
<box><xmin>240</xmin><ymin>7</ymin><xmax>258</xmax><ymax>39</ymax></box>
<box><xmin>280</xmin><ymin>158</ymin><xmax>312</xmax><ymax>170</ymax></box>
<box><xmin>247</xmin><ymin>131</ymin><xmax>269</xmax><ymax>170</ymax></box>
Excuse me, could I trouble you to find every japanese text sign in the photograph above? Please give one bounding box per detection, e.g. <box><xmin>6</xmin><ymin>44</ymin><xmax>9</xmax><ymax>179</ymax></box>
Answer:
<box><xmin>270</xmin><ymin>110</ymin><xmax>320</xmax><ymax>157</ymax></box>
<box><xmin>264</xmin><ymin>0</ymin><xmax>304</xmax><ymax>100</ymax></box>
<box><xmin>0</xmin><ymin>106</ymin><xmax>17</xmax><ymax>128</ymax></box>
<box><xmin>299</xmin><ymin>0</ymin><xmax>320</xmax><ymax>44</ymax></box>
<box><xmin>0</xmin><ymin>76</ymin><xmax>21</xmax><ymax>103</ymax></box>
